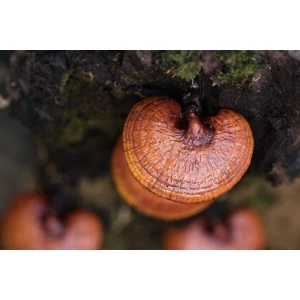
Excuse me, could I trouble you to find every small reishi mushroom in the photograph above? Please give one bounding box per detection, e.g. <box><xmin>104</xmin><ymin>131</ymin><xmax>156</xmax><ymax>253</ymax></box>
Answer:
<box><xmin>163</xmin><ymin>207</ymin><xmax>266</xmax><ymax>250</ymax></box>
<box><xmin>123</xmin><ymin>96</ymin><xmax>254</xmax><ymax>204</ymax></box>
<box><xmin>0</xmin><ymin>193</ymin><xmax>104</xmax><ymax>250</ymax></box>
<box><xmin>112</xmin><ymin>136</ymin><xmax>212</xmax><ymax>220</ymax></box>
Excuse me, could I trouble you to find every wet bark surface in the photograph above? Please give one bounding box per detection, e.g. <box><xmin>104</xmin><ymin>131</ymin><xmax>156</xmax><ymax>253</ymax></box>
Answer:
<box><xmin>2</xmin><ymin>50</ymin><xmax>300</xmax><ymax>249</ymax></box>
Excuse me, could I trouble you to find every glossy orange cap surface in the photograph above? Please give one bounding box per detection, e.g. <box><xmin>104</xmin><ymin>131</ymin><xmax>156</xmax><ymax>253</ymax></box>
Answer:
<box><xmin>112</xmin><ymin>136</ymin><xmax>211</xmax><ymax>220</ymax></box>
<box><xmin>123</xmin><ymin>96</ymin><xmax>254</xmax><ymax>204</ymax></box>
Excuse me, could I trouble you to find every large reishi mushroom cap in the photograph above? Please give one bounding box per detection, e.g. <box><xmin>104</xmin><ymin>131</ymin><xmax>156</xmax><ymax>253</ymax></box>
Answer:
<box><xmin>112</xmin><ymin>136</ymin><xmax>212</xmax><ymax>221</ymax></box>
<box><xmin>123</xmin><ymin>96</ymin><xmax>254</xmax><ymax>204</ymax></box>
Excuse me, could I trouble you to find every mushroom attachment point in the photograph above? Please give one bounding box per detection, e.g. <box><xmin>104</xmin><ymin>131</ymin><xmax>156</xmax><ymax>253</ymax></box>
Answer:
<box><xmin>123</xmin><ymin>96</ymin><xmax>254</xmax><ymax>204</ymax></box>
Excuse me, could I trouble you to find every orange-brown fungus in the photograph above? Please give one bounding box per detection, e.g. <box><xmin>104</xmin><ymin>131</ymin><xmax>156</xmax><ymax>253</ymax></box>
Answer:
<box><xmin>163</xmin><ymin>208</ymin><xmax>266</xmax><ymax>250</ymax></box>
<box><xmin>123</xmin><ymin>96</ymin><xmax>254</xmax><ymax>204</ymax></box>
<box><xmin>1</xmin><ymin>193</ymin><xmax>104</xmax><ymax>250</ymax></box>
<box><xmin>112</xmin><ymin>136</ymin><xmax>211</xmax><ymax>221</ymax></box>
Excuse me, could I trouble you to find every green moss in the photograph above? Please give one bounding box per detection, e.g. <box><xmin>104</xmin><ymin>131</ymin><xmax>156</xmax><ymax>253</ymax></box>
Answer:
<box><xmin>40</xmin><ymin>66</ymin><xmax>125</xmax><ymax>147</ymax></box>
<box><xmin>248</xmin><ymin>183</ymin><xmax>275</xmax><ymax>210</ymax></box>
<box><xmin>60</xmin><ymin>69</ymin><xmax>72</xmax><ymax>93</ymax></box>
<box><xmin>55</xmin><ymin>117</ymin><xmax>125</xmax><ymax>148</ymax></box>
<box><xmin>60</xmin><ymin>67</ymin><xmax>95</xmax><ymax>100</ymax></box>
<box><xmin>87</xmin><ymin>118</ymin><xmax>125</xmax><ymax>137</ymax></box>
<box><xmin>211</xmin><ymin>51</ymin><xmax>260</xmax><ymax>86</ymax></box>
<box><xmin>162</xmin><ymin>50</ymin><xmax>201</xmax><ymax>81</ymax></box>
<box><xmin>58</xmin><ymin>118</ymin><xmax>85</xmax><ymax>145</ymax></box>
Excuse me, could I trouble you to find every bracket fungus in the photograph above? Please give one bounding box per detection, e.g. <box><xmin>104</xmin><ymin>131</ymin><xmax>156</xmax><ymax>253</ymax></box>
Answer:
<box><xmin>123</xmin><ymin>96</ymin><xmax>254</xmax><ymax>204</ymax></box>
<box><xmin>1</xmin><ymin>193</ymin><xmax>104</xmax><ymax>250</ymax></box>
<box><xmin>163</xmin><ymin>207</ymin><xmax>266</xmax><ymax>250</ymax></box>
<box><xmin>112</xmin><ymin>136</ymin><xmax>211</xmax><ymax>220</ymax></box>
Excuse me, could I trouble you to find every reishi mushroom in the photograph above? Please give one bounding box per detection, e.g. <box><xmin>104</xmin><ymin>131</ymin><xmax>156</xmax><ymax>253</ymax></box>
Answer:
<box><xmin>123</xmin><ymin>96</ymin><xmax>254</xmax><ymax>204</ymax></box>
<box><xmin>163</xmin><ymin>207</ymin><xmax>266</xmax><ymax>250</ymax></box>
<box><xmin>1</xmin><ymin>192</ymin><xmax>104</xmax><ymax>250</ymax></box>
<box><xmin>112</xmin><ymin>136</ymin><xmax>211</xmax><ymax>220</ymax></box>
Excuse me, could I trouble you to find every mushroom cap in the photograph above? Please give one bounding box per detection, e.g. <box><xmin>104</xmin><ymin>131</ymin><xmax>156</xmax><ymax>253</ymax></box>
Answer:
<box><xmin>123</xmin><ymin>96</ymin><xmax>254</xmax><ymax>204</ymax></box>
<box><xmin>1</xmin><ymin>193</ymin><xmax>104</xmax><ymax>250</ymax></box>
<box><xmin>112</xmin><ymin>136</ymin><xmax>211</xmax><ymax>221</ymax></box>
<box><xmin>163</xmin><ymin>207</ymin><xmax>266</xmax><ymax>250</ymax></box>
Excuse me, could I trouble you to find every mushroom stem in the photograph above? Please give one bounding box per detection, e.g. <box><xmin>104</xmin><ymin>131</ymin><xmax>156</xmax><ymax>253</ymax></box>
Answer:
<box><xmin>44</xmin><ymin>214</ymin><xmax>64</xmax><ymax>238</ymax></box>
<box><xmin>183</xmin><ymin>105</ymin><xmax>213</xmax><ymax>146</ymax></box>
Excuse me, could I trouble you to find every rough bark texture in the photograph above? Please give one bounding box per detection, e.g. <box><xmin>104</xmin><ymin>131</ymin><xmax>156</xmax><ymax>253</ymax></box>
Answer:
<box><xmin>4</xmin><ymin>50</ymin><xmax>300</xmax><ymax>249</ymax></box>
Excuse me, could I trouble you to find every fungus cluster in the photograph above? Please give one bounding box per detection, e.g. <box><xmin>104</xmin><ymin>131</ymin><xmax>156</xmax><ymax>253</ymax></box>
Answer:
<box><xmin>112</xmin><ymin>95</ymin><xmax>254</xmax><ymax>220</ymax></box>
<box><xmin>1</xmin><ymin>193</ymin><xmax>104</xmax><ymax>250</ymax></box>
<box><xmin>0</xmin><ymin>95</ymin><xmax>258</xmax><ymax>249</ymax></box>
